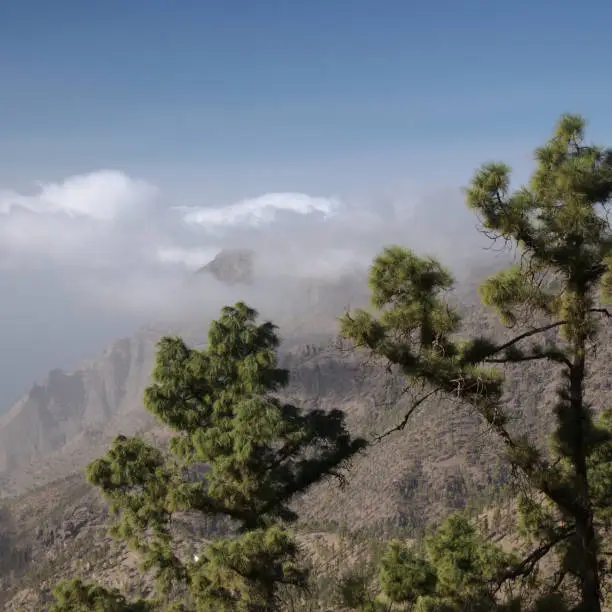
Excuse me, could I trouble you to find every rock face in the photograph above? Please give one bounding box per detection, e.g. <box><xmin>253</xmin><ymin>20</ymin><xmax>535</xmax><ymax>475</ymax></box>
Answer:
<box><xmin>1</xmin><ymin>250</ymin><xmax>611</xmax><ymax>523</ymax></box>
<box><xmin>196</xmin><ymin>248</ymin><xmax>255</xmax><ymax>285</ymax></box>
<box><xmin>2</xmin><ymin>256</ymin><xmax>612</xmax><ymax>607</ymax></box>
<box><xmin>0</xmin><ymin>331</ymin><xmax>158</xmax><ymax>478</ymax></box>
<box><xmin>0</xmin><ymin>269</ymin><xmax>371</xmax><ymax>493</ymax></box>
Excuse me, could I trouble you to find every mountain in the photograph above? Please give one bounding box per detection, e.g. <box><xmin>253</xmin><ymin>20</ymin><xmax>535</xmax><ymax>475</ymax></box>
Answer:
<box><xmin>4</xmin><ymin>247</ymin><xmax>610</xmax><ymax>507</ymax></box>
<box><xmin>0</xmin><ymin>260</ymin><xmax>374</xmax><ymax>497</ymax></box>
<box><xmin>2</xmin><ymin>306</ymin><xmax>612</xmax><ymax>608</ymax></box>
<box><xmin>1</xmin><ymin>249</ymin><xmax>612</xmax><ymax>607</ymax></box>
<box><xmin>0</xmin><ymin>330</ymin><xmax>159</xmax><ymax>494</ymax></box>
<box><xmin>196</xmin><ymin>248</ymin><xmax>255</xmax><ymax>285</ymax></box>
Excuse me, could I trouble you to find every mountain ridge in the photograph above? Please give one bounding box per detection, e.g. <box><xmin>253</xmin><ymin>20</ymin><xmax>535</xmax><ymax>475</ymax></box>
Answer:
<box><xmin>0</xmin><ymin>252</ymin><xmax>522</xmax><ymax>496</ymax></box>
<box><xmin>1</xmin><ymin>256</ymin><xmax>612</xmax><ymax>608</ymax></box>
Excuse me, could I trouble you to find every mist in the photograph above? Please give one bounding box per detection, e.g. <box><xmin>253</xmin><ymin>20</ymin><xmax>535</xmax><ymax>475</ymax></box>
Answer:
<box><xmin>0</xmin><ymin>170</ymin><xmax>498</xmax><ymax>411</ymax></box>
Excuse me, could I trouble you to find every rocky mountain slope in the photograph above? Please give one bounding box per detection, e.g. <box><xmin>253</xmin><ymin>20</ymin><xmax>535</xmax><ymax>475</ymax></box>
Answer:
<box><xmin>0</xmin><ymin>330</ymin><xmax>159</xmax><ymax>494</ymax></box>
<box><xmin>196</xmin><ymin>247</ymin><xmax>255</xmax><ymax>285</ymax></box>
<box><xmin>0</xmin><ymin>248</ymin><xmax>381</xmax><ymax>496</ymax></box>
<box><xmin>1</xmin><ymin>249</ymin><xmax>611</xmax><ymax>608</ymax></box>
<box><xmin>2</xmin><ymin>325</ymin><xmax>610</xmax><ymax>609</ymax></box>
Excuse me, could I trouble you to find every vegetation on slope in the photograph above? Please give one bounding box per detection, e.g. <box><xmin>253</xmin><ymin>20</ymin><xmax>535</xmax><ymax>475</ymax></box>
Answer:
<box><xmin>340</xmin><ymin>114</ymin><xmax>612</xmax><ymax>610</ymax></box>
<box><xmin>52</xmin><ymin>302</ymin><xmax>365</xmax><ymax>610</ymax></box>
<box><xmin>0</xmin><ymin>112</ymin><xmax>607</xmax><ymax>611</ymax></box>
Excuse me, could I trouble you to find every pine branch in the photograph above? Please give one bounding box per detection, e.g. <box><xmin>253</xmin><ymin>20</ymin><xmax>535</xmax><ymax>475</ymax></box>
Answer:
<box><xmin>551</xmin><ymin>569</ymin><xmax>567</xmax><ymax>591</ymax></box>
<box><xmin>489</xmin><ymin>321</ymin><xmax>568</xmax><ymax>357</ymax></box>
<box><xmin>491</xmin><ymin>527</ymin><xmax>575</xmax><ymax>592</ymax></box>
<box><xmin>467</xmin><ymin>395</ymin><xmax>582</xmax><ymax>517</ymax></box>
<box><xmin>373</xmin><ymin>387</ymin><xmax>442</xmax><ymax>442</ymax></box>
<box><xmin>485</xmin><ymin>352</ymin><xmax>572</xmax><ymax>368</ymax></box>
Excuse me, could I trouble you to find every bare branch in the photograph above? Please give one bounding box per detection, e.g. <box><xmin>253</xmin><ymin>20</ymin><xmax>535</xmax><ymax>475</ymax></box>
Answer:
<box><xmin>485</xmin><ymin>352</ymin><xmax>572</xmax><ymax>369</ymax></box>
<box><xmin>551</xmin><ymin>569</ymin><xmax>567</xmax><ymax>591</ymax></box>
<box><xmin>492</xmin><ymin>528</ymin><xmax>575</xmax><ymax>592</ymax></box>
<box><xmin>490</xmin><ymin>321</ymin><xmax>568</xmax><ymax>357</ymax></box>
<box><xmin>373</xmin><ymin>387</ymin><xmax>442</xmax><ymax>442</ymax></box>
<box><xmin>590</xmin><ymin>307</ymin><xmax>612</xmax><ymax>318</ymax></box>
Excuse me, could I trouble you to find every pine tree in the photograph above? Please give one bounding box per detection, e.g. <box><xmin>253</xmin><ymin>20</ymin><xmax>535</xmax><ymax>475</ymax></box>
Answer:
<box><xmin>378</xmin><ymin>539</ymin><xmax>437</xmax><ymax>604</ymax></box>
<box><xmin>377</xmin><ymin>514</ymin><xmax>567</xmax><ymax>611</ymax></box>
<box><xmin>78</xmin><ymin>302</ymin><xmax>365</xmax><ymax>610</ymax></box>
<box><xmin>340</xmin><ymin>114</ymin><xmax>612</xmax><ymax>610</ymax></box>
<box><xmin>50</xmin><ymin>578</ymin><xmax>152</xmax><ymax>611</ymax></box>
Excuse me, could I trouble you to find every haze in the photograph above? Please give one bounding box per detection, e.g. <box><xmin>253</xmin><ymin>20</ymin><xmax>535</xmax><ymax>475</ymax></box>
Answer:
<box><xmin>1</xmin><ymin>0</ymin><xmax>612</xmax><ymax>409</ymax></box>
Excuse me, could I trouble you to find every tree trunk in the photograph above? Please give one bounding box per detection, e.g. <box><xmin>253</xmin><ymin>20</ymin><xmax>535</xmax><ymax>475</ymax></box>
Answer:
<box><xmin>574</xmin><ymin>511</ymin><xmax>601</xmax><ymax>612</ymax></box>
<box><xmin>570</xmin><ymin>345</ymin><xmax>601</xmax><ymax>612</ymax></box>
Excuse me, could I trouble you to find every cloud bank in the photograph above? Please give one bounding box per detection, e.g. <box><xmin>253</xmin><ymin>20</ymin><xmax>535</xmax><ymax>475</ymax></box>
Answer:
<box><xmin>0</xmin><ymin>168</ymin><xmax>501</xmax><ymax>409</ymax></box>
<box><xmin>0</xmin><ymin>169</ymin><xmax>488</xmax><ymax>321</ymax></box>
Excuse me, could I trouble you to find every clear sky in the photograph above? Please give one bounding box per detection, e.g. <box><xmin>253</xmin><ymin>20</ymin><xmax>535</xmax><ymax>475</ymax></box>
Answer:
<box><xmin>1</xmin><ymin>0</ymin><xmax>612</xmax><ymax>408</ymax></box>
<box><xmin>2</xmin><ymin>0</ymin><xmax>612</xmax><ymax>195</ymax></box>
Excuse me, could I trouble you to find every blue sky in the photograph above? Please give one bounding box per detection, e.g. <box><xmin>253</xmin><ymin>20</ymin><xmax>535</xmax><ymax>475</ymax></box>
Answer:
<box><xmin>1</xmin><ymin>0</ymin><xmax>612</xmax><ymax>407</ymax></box>
<box><xmin>2</xmin><ymin>0</ymin><xmax>612</xmax><ymax>196</ymax></box>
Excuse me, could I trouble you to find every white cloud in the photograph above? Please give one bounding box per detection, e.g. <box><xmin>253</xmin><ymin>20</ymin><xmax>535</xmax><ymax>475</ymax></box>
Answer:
<box><xmin>0</xmin><ymin>170</ymin><xmax>156</xmax><ymax>220</ymax></box>
<box><xmin>0</xmin><ymin>171</ymin><xmax>162</xmax><ymax>271</ymax></box>
<box><xmin>0</xmin><ymin>169</ymin><xmax>485</xmax><ymax>321</ymax></box>
<box><xmin>0</xmin><ymin>169</ymin><xmax>495</xmax><ymax>407</ymax></box>
<box><xmin>178</xmin><ymin>192</ymin><xmax>341</xmax><ymax>230</ymax></box>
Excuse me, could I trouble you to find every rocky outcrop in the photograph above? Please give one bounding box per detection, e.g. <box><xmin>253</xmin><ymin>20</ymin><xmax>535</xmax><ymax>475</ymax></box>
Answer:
<box><xmin>0</xmin><ymin>331</ymin><xmax>158</xmax><ymax>476</ymax></box>
<box><xmin>0</xmin><ymin>270</ymin><xmax>371</xmax><ymax>491</ymax></box>
<box><xmin>196</xmin><ymin>248</ymin><xmax>255</xmax><ymax>285</ymax></box>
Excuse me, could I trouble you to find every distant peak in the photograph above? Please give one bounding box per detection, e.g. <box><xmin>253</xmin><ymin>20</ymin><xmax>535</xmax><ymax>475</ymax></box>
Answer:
<box><xmin>196</xmin><ymin>248</ymin><xmax>255</xmax><ymax>285</ymax></box>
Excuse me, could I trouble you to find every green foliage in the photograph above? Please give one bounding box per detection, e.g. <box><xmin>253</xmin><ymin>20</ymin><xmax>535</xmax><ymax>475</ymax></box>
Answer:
<box><xmin>377</xmin><ymin>514</ymin><xmax>514</xmax><ymax>610</ymax></box>
<box><xmin>424</xmin><ymin>514</ymin><xmax>511</xmax><ymax>600</ymax></box>
<box><xmin>86</xmin><ymin>436</ymin><xmax>174</xmax><ymax>551</ymax></box>
<box><xmin>587</xmin><ymin>408</ymin><xmax>612</xmax><ymax>523</ymax></box>
<box><xmin>189</xmin><ymin>526</ymin><xmax>307</xmax><ymax>611</ymax></box>
<box><xmin>376</xmin><ymin>515</ymin><xmax>574</xmax><ymax>611</ymax></box>
<box><xmin>336</xmin><ymin>566</ymin><xmax>387</xmax><ymax>612</ymax></box>
<box><xmin>413</xmin><ymin>596</ymin><xmax>457</xmax><ymax>612</ymax></box>
<box><xmin>378</xmin><ymin>540</ymin><xmax>436</xmax><ymax>603</ymax></box>
<box><xmin>79</xmin><ymin>302</ymin><xmax>365</xmax><ymax>610</ymax></box>
<box><xmin>342</xmin><ymin>114</ymin><xmax>612</xmax><ymax>610</ymax></box>
<box><xmin>336</xmin><ymin>571</ymin><xmax>374</xmax><ymax>610</ymax></box>
<box><xmin>50</xmin><ymin>578</ymin><xmax>152</xmax><ymax>611</ymax></box>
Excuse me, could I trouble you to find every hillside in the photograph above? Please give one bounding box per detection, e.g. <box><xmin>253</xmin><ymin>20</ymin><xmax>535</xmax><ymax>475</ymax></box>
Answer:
<box><xmin>0</xmin><ymin>255</ymin><xmax>611</xmax><ymax>608</ymax></box>
<box><xmin>0</xmin><ymin>249</ymin><xmax>498</xmax><ymax>497</ymax></box>
<box><xmin>0</xmin><ymin>274</ymin><xmax>366</xmax><ymax>496</ymax></box>
<box><xmin>0</xmin><ymin>330</ymin><xmax>160</xmax><ymax>496</ymax></box>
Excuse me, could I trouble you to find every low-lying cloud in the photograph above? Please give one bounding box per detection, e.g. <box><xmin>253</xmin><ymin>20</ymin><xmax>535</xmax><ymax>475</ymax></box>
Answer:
<box><xmin>0</xmin><ymin>169</ymin><xmax>490</xmax><ymax>322</ymax></box>
<box><xmin>179</xmin><ymin>192</ymin><xmax>340</xmax><ymax>229</ymax></box>
<box><xmin>0</xmin><ymin>168</ymin><xmax>499</xmax><ymax>408</ymax></box>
